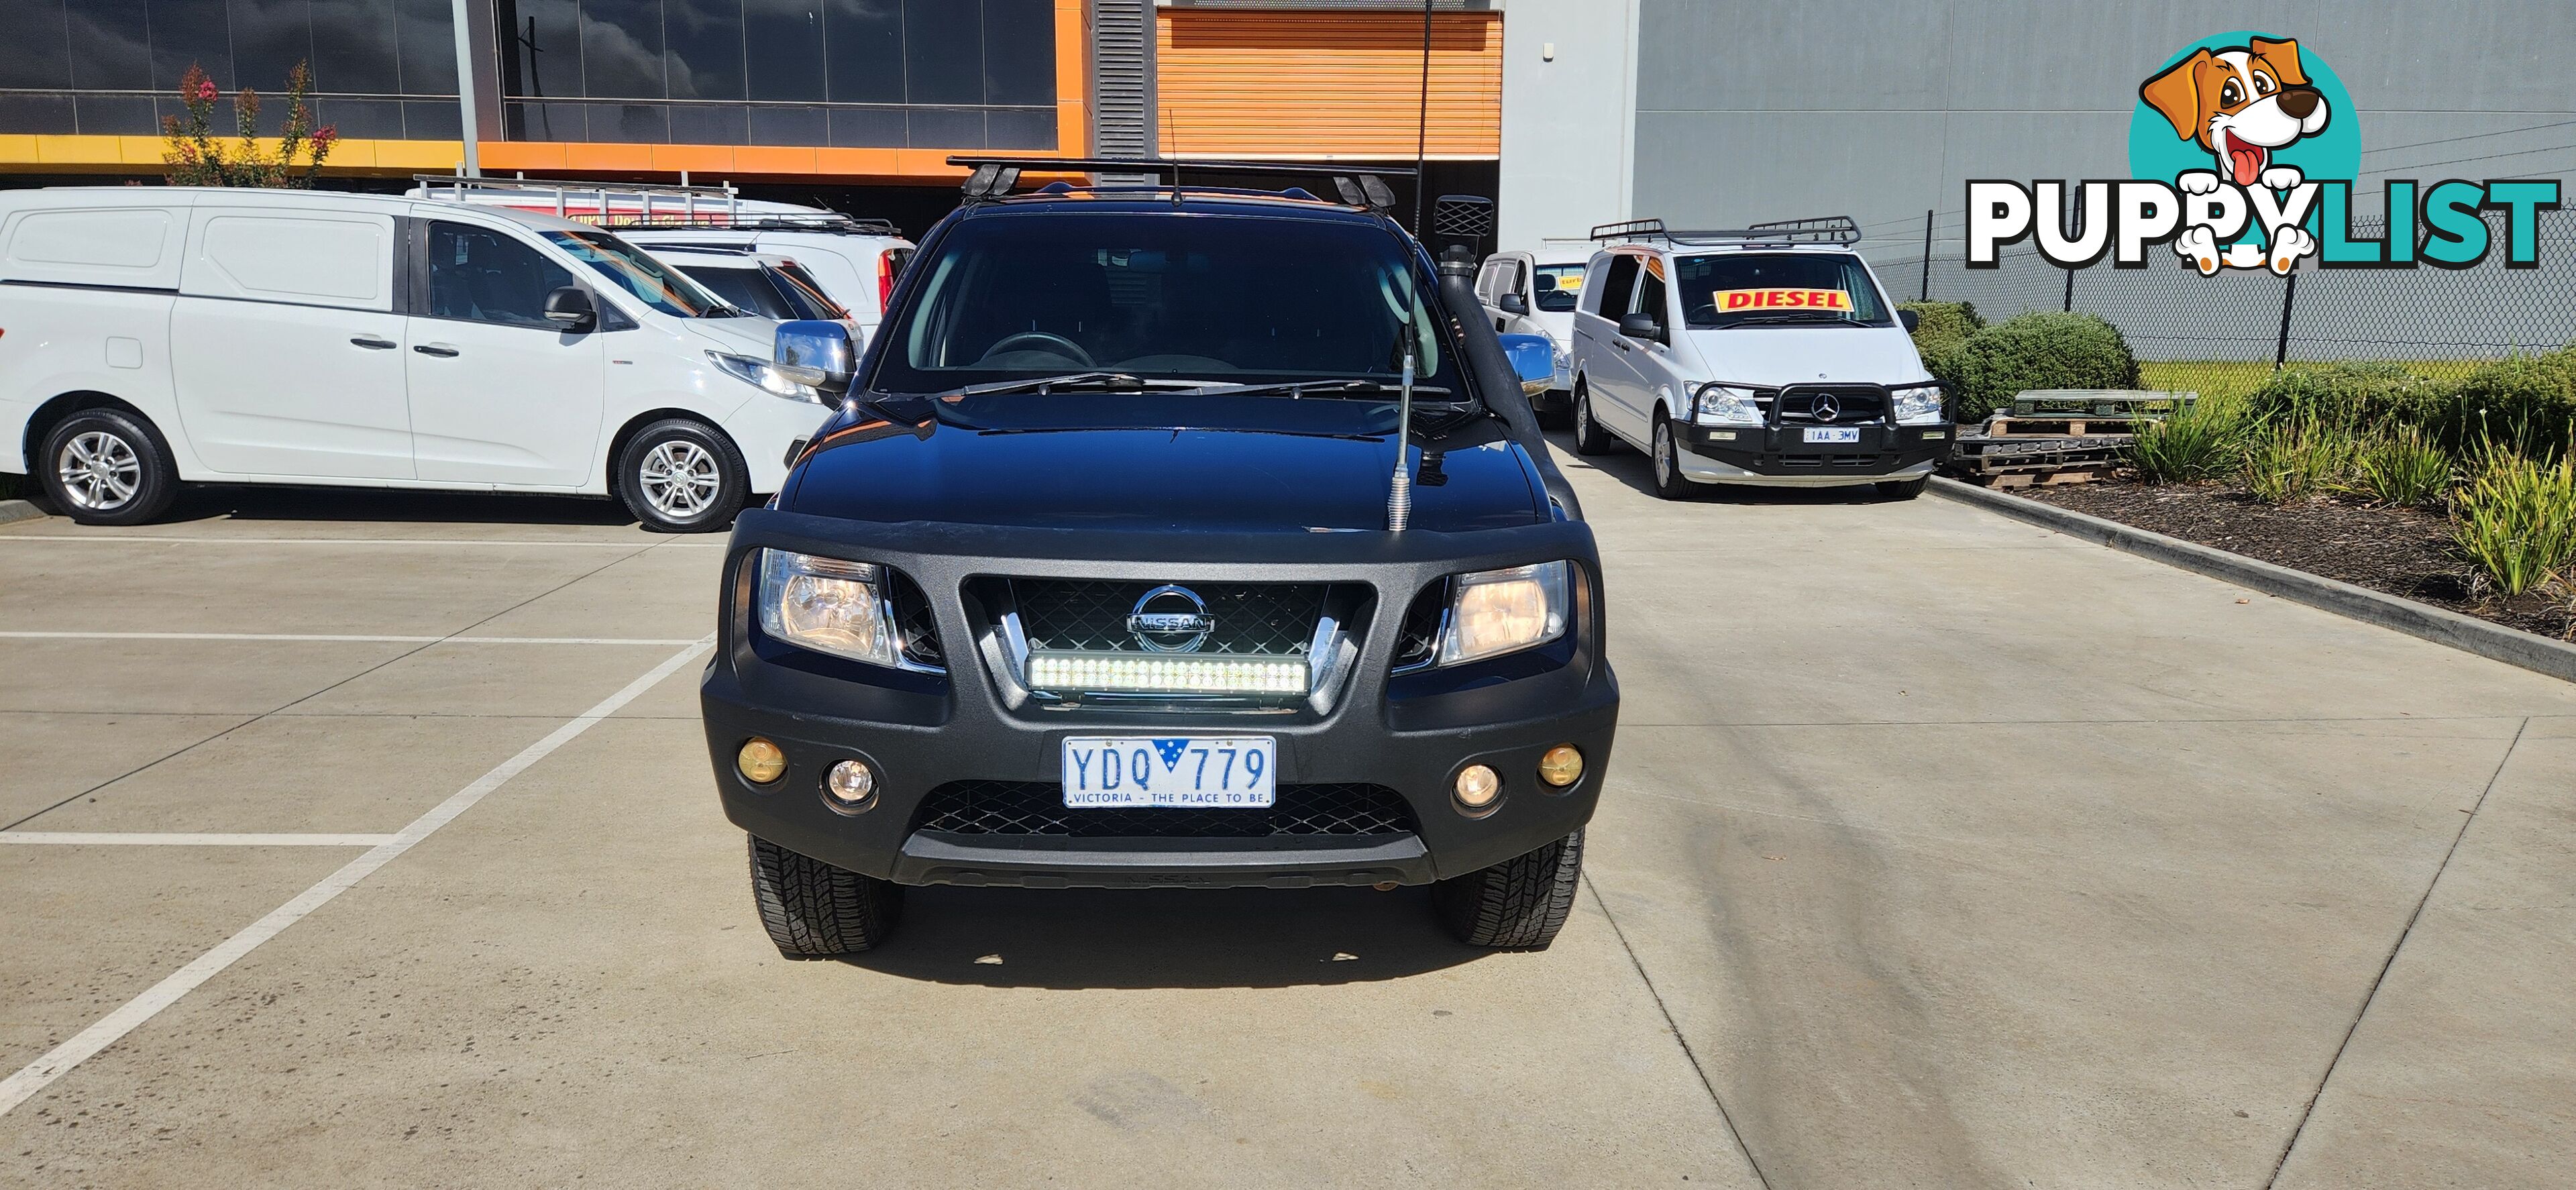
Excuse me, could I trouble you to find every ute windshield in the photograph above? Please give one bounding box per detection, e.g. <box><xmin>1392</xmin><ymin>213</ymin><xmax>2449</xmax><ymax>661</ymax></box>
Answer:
<box><xmin>1675</xmin><ymin>252</ymin><xmax>1895</xmax><ymax>329</ymax></box>
<box><xmin>871</xmin><ymin>211</ymin><xmax>1460</xmax><ymax>395</ymax></box>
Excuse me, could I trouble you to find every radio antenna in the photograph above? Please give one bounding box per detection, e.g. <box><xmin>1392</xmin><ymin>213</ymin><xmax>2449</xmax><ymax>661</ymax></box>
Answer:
<box><xmin>1387</xmin><ymin>0</ymin><xmax>1434</xmax><ymax>531</ymax></box>
<box><xmin>1410</xmin><ymin>0</ymin><xmax>1433</xmax><ymax>234</ymax></box>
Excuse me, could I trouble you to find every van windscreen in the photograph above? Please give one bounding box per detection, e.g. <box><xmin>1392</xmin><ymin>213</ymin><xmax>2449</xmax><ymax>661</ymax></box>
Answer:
<box><xmin>1674</xmin><ymin>253</ymin><xmax>1894</xmax><ymax>329</ymax></box>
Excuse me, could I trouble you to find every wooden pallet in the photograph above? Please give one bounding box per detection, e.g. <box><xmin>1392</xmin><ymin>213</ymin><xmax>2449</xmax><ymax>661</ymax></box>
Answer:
<box><xmin>1981</xmin><ymin>415</ymin><xmax>2146</xmax><ymax>437</ymax></box>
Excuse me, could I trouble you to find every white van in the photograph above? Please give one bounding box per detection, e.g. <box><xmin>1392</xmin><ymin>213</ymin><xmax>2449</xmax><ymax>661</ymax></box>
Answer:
<box><xmin>1566</xmin><ymin>217</ymin><xmax>1953</xmax><ymax>500</ymax></box>
<box><xmin>405</xmin><ymin>177</ymin><xmax>914</xmax><ymax>348</ymax></box>
<box><xmin>1473</xmin><ymin>242</ymin><xmax>1592</xmax><ymax>421</ymax></box>
<box><xmin>0</xmin><ymin>186</ymin><xmax>833</xmax><ymax>531</ymax></box>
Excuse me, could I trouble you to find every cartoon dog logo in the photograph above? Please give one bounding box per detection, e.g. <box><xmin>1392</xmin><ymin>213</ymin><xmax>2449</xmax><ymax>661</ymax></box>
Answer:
<box><xmin>2139</xmin><ymin>36</ymin><xmax>2332</xmax><ymax>273</ymax></box>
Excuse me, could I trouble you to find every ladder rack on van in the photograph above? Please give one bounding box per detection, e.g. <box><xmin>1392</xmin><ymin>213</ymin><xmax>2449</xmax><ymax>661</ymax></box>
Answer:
<box><xmin>408</xmin><ymin>174</ymin><xmax>900</xmax><ymax>237</ymax></box>
<box><xmin>1589</xmin><ymin>216</ymin><xmax>1862</xmax><ymax>248</ymax></box>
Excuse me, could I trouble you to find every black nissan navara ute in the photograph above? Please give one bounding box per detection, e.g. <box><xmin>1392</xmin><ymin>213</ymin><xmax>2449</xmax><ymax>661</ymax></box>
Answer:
<box><xmin>701</xmin><ymin>160</ymin><xmax>1619</xmax><ymax>954</ymax></box>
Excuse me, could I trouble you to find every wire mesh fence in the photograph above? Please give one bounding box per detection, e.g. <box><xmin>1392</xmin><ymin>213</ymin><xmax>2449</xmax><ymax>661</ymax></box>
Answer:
<box><xmin>1876</xmin><ymin>208</ymin><xmax>2576</xmax><ymax>380</ymax></box>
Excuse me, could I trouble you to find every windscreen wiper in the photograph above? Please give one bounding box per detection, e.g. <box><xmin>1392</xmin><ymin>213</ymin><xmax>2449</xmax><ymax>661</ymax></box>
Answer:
<box><xmin>1171</xmin><ymin>378</ymin><xmax>1456</xmax><ymax>400</ymax></box>
<box><xmin>950</xmin><ymin>372</ymin><xmax>1207</xmax><ymax>396</ymax></box>
<box><xmin>1721</xmin><ymin>313</ymin><xmax>1866</xmax><ymax>327</ymax></box>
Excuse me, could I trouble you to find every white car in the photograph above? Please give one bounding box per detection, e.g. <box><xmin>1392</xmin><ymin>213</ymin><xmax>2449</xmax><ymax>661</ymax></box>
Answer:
<box><xmin>1473</xmin><ymin>244</ymin><xmax>1591</xmax><ymax>421</ymax></box>
<box><xmin>0</xmin><ymin>186</ymin><xmax>833</xmax><ymax>531</ymax></box>
<box><xmin>1566</xmin><ymin>217</ymin><xmax>1952</xmax><ymax>499</ymax></box>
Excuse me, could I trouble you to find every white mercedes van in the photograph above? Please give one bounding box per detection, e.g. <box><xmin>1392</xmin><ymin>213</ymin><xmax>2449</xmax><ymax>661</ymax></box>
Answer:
<box><xmin>0</xmin><ymin>186</ymin><xmax>832</xmax><ymax>531</ymax></box>
<box><xmin>1566</xmin><ymin>217</ymin><xmax>1952</xmax><ymax>500</ymax></box>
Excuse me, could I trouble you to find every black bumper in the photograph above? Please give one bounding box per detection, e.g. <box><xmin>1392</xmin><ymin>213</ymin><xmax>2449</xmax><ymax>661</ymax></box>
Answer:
<box><xmin>1682</xmin><ymin>422</ymin><xmax>1955</xmax><ymax>477</ymax></box>
<box><xmin>702</xmin><ymin>510</ymin><xmax>1619</xmax><ymax>889</ymax></box>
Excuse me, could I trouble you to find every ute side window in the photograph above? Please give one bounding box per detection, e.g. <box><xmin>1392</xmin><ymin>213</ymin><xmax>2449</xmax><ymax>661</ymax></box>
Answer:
<box><xmin>1595</xmin><ymin>254</ymin><xmax>1639</xmax><ymax>321</ymax></box>
<box><xmin>425</xmin><ymin>221</ymin><xmax>578</xmax><ymax>330</ymax></box>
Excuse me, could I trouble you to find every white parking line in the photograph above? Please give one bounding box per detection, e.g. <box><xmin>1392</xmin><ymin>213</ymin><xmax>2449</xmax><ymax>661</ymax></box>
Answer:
<box><xmin>0</xmin><ymin>635</ymin><xmax>714</xmax><ymax>1119</ymax></box>
<box><xmin>0</xmin><ymin>832</ymin><xmax>397</xmax><ymax>847</ymax></box>
<box><xmin>0</xmin><ymin>535</ymin><xmax>727</xmax><ymax>547</ymax></box>
<box><xmin>0</xmin><ymin>631</ymin><xmax>701</xmax><ymax>646</ymax></box>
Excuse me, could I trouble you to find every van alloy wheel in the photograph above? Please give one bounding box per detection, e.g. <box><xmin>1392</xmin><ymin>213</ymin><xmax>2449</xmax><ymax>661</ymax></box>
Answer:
<box><xmin>56</xmin><ymin>431</ymin><xmax>142</xmax><ymax>511</ymax></box>
<box><xmin>637</xmin><ymin>440</ymin><xmax>721</xmax><ymax>518</ymax></box>
<box><xmin>1653</xmin><ymin>422</ymin><xmax>1674</xmax><ymax>486</ymax></box>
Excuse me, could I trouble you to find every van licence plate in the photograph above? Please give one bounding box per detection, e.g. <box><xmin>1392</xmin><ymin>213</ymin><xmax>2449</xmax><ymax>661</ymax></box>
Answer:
<box><xmin>1803</xmin><ymin>427</ymin><xmax>1861</xmax><ymax>443</ymax></box>
<box><xmin>1061</xmin><ymin>736</ymin><xmax>1278</xmax><ymax>808</ymax></box>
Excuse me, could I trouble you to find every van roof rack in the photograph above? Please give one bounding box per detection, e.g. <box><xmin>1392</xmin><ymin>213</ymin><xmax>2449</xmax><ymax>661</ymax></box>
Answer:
<box><xmin>945</xmin><ymin>156</ymin><xmax>1413</xmax><ymax>211</ymax></box>
<box><xmin>408</xmin><ymin>174</ymin><xmax>898</xmax><ymax>236</ymax></box>
<box><xmin>1589</xmin><ymin>215</ymin><xmax>1862</xmax><ymax>248</ymax></box>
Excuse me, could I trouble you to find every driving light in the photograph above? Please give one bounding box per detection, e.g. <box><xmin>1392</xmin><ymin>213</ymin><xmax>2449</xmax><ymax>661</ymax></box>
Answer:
<box><xmin>1890</xmin><ymin>383</ymin><xmax>1945</xmax><ymax>425</ymax></box>
<box><xmin>1026</xmin><ymin>651</ymin><xmax>1307</xmax><ymax>694</ymax></box>
<box><xmin>824</xmin><ymin>759</ymin><xmax>877</xmax><ymax>809</ymax></box>
<box><xmin>708</xmin><ymin>351</ymin><xmax>822</xmax><ymax>403</ymax></box>
<box><xmin>1438</xmin><ymin>561</ymin><xmax>1570</xmax><ymax>666</ymax></box>
<box><xmin>737</xmin><ymin>738</ymin><xmax>786</xmax><ymax>783</ymax></box>
<box><xmin>1454</xmin><ymin>764</ymin><xmax>1501</xmax><ymax>810</ymax></box>
<box><xmin>1695</xmin><ymin>383</ymin><xmax>1762</xmax><ymax>426</ymax></box>
<box><xmin>1538</xmin><ymin>745</ymin><xmax>1584</xmax><ymax>788</ymax></box>
<box><xmin>758</xmin><ymin>549</ymin><xmax>895</xmax><ymax>665</ymax></box>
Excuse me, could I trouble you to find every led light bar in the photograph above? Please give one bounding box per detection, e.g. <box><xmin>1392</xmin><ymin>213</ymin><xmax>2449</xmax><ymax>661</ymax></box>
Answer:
<box><xmin>1026</xmin><ymin>650</ymin><xmax>1308</xmax><ymax>695</ymax></box>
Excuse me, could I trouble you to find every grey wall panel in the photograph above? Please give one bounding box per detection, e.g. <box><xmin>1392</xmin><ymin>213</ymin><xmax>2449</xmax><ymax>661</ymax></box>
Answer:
<box><xmin>1636</xmin><ymin>1</ymin><xmax>1949</xmax><ymax>112</ymax></box>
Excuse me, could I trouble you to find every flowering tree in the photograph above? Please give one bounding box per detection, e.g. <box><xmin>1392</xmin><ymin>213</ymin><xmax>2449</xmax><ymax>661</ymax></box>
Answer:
<box><xmin>162</xmin><ymin>62</ymin><xmax>337</xmax><ymax>187</ymax></box>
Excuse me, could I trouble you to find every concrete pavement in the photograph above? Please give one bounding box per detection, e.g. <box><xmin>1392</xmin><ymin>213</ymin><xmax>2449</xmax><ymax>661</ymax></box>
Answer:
<box><xmin>0</xmin><ymin>461</ymin><xmax>2569</xmax><ymax>1187</ymax></box>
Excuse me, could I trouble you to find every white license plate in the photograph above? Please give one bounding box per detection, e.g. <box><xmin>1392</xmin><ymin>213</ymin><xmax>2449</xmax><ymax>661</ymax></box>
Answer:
<box><xmin>1803</xmin><ymin>427</ymin><xmax>1862</xmax><ymax>443</ymax></box>
<box><xmin>1061</xmin><ymin>736</ymin><xmax>1278</xmax><ymax>808</ymax></box>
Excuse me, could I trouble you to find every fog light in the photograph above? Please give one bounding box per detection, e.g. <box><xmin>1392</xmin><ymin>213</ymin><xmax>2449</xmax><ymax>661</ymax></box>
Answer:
<box><xmin>737</xmin><ymin>738</ymin><xmax>786</xmax><ymax>784</ymax></box>
<box><xmin>1454</xmin><ymin>763</ymin><xmax>1501</xmax><ymax>812</ymax></box>
<box><xmin>824</xmin><ymin>759</ymin><xmax>877</xmax><ymax>809</ymax></box>
<box><xmin>1538</xmin><ymin>745</ymin><xmax>1584</xmax><ymax>788</ymax></box>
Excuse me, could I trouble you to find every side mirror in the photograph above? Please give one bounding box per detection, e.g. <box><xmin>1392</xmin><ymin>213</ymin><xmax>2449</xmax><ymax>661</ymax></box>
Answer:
<box><xmin>774</xmin><ymin>319</ymin><xmax>856</xmax><ymax>395</ymax></box>
<box><xmin>1618</xmin><ymin>312</ymin><xmax>1663</xmax><ymax>341</ymax></box>
<box><xmin>1497</xmin><ymin>292</ymin><xmax>1529</xmax><ymax>317</ymax></box>
<box><xmin>1899</xmin><ymin>308</ymin><xmax>1922</xmax><ymax>333</ymax></box>
<box><xmin>543</xmin><ymin>286</ymin><xmax>596</xmax><ymax>333</ymax></box>
<box><xmin>1497</xmin><ymin>333</ymin><xmax>1556</xmax><ymax>397</ymax></box>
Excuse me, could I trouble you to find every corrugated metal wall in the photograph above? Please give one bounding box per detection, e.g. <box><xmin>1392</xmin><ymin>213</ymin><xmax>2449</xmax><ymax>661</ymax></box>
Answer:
<box><xmin>1155</xmin><ymin>10</ymin><xmax>1501</xmax><ymax>159</ymax></box>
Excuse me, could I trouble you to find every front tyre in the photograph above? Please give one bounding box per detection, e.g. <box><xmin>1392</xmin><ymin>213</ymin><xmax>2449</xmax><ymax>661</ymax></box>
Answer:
<box><xmin>1434</xmin><ymin>830</ymin><xmax>1585</xmax><ymax>949</ymax></box>
<box><xmin>1650</xmin><ymin>415</ymin><xmax>1695</xmax><ymax>500</ymax></box>
<box><xmin>41</xmin><ymin>408</ymin><xmax>179</xmax><ymax>526</ymax></box>
<box><xmin>616</xmin><ymin>418</ymin><xmax>747</xmax><ymax>533</ymax></box>
<box><xmin>1876</xmin><ymin>476</ymin><xmax>1929</xmax><ymax>500</ymax></box>
<box><xmin>747</xmin><ymin>835</ymin><xmax>904</xmax><ymax>957</ymax></box>
<box><xmin>1571</xmin><ymin>383</ymin><xmax>1615</xmax><ymax>456</ymax></box>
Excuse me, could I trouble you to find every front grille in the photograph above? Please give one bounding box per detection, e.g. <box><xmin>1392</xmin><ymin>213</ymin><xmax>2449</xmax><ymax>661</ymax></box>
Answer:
<box><xmin>888</xmin><ymin>571</ymin><xmax>943</xmax><ymax>669</ymax></box>
<box><xmin>1777</xmin><ymin>386</ymin><xmax>1888</xmax><ymax>425</ymax></box>
<box><xmin>1008</xmin><ymin>580</ymin><xmax>1327</xmax><ymax>655</ymax></box>
<box><xmin>913</xmin><ymin>781</ymin><xmax>1417</xmax><ymax>839</ymax></box>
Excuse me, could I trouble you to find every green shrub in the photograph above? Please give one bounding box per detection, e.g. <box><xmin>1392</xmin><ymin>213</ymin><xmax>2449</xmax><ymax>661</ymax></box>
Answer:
<box><xmin>2128</xmin><ymin>392</ymin><xmax>2249</xmax><ymax>483</ymax></box>
<box><xmin>1898</xmin><ymin>301</ymin><xmax>1984</xmax><ymax>374</ymax></box>
<box><xmin>2351</xmin><ymin>425</ymin><xmax>2453</xmax><ymax>507</ymax></box>
<box><xmin>2242</xmin><ymin>417</ymin><xmax>2361</xmax><ymax>503</ymax></box>
<box><xmin>1933</xmin><ymin>311</ymin><xmax>2141</xmax><ymax>423</ymax></box>
<box><xmin>2243</xmin><ymin>361</ymin><xmax>2443</xmax><ymax>430</ymax></box>
<box><xmin>2428</xmin><ymin>347</ymin><xmax>2576</xmax><ymax>459</ymax></box>
<box><xmin>2453</xmin><ymin>447</ymin><xmax>2576</xmax><ymax>596</ymax></box>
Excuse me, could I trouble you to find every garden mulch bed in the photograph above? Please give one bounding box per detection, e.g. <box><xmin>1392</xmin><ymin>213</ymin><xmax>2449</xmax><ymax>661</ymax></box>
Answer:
<box><xmin>2012</xmin><ymin>479</ymin><xmax>2576</xmax><ymax>641</ymax></box>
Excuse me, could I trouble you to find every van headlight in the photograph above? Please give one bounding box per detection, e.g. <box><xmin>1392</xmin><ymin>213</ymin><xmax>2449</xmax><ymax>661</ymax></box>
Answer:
<box><xmin>1694</xmin><ymin>384</ymin><xmax>1763</xmax><ymax>426</ymax></box>
<box><xmin>757</xmin><ymin>549</ymin><xmax>893</xmax><ymax>665</ymax></box>
<box><xmin>710</xmin><ymin>351</ymin><xmax>822</xmax><ymax>403</ymax></box>
<box><xmin>1890</xmin><ymin>382</ymin><xmax>1945</xmax><ymax>425</ymax></box>
<box><xmin>1438</xmin><ymin>561</ymin><xmax>1571</xmax><ymax>666</ymax></box>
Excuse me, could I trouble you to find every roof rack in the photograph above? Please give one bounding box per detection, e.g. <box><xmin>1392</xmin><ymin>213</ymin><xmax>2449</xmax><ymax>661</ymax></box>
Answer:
<box><xmin>1589</xmin><ymin>215</ymin><xmax>1862</xmax><ymax>248</ymax></box>
<box><xmin>945</xmin><ymin>156</ymin><xmax>1413</xmax><ymax>211</ymax></box>
<box><xmin>408</xmin><ymin>174</ymin><xmax>898</xmax><ymax>236</ymax></box>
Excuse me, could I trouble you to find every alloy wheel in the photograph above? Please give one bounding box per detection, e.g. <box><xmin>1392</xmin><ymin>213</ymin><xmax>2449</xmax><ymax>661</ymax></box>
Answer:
<box><xmin>638</xmin><ymin>439</ymin><xmax>721</xmax><ymax>519</ymax></box>
<box><xmin>56</xmin><ymin>431</ymin><xmax>140</xmax><ymax>511</ymax></box>
<box><xmin>1654</xmin><ymin>422</ymin><xmax>1673</xmax><ymax>486</ymax></box>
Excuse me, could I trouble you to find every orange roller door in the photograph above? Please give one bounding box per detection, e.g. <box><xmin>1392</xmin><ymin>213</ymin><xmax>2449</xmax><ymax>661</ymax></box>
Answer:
<box><xmin>1157</xmin><ymin>10</ymin><xmax>1501</xmax><ymax>160</ymax></box>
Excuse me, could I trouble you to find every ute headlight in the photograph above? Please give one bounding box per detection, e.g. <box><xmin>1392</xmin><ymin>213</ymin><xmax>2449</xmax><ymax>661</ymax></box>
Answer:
<box><xmin>757</xmin><ymin>549</ymin><xmax>894</xmax><ymax>665</ymax></box>
<box><xmin>1438</xmin><ymin>561</ymin><xmax>1571</xmax><ymax>666</ymax></box>
<box><xmin>1695</xmin><ymin>383</ymin><xmax>1763</xmax><ymax>426</ymax></box>
<box><xmin>1890</xmin><ymin>382</ymin><xmax>1945</xmax><ymax>425</ymax></box>
<box><xmin>710</xmin><ymin>351</ymin><xmax>822</xmax><ymax>403</ymax></box>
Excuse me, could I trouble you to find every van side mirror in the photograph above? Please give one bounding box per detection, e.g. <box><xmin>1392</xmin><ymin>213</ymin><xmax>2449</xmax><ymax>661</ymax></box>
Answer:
<box><xmin>1618</xmin><ymin>312</ymin><xmax>1663</xmax><ymax>341</ymax></box>
<box><xmin>775</xmin><ymin>319</ymin><xmax>856</xmax><ymax>395</ymax></box>
<box><xmin>1497</xmin><ymin>332</ymin><xmax>1556</xmax><ymax>396</ymax></box>
<box><xmin>1497</xmin><ymin>292</ymin><xmax>1528</xmax><ymax>317</ymax></box>
<box><xmin>543</xmin><ymin>286</ymin><xmax>596</xmax><ymax>333</ymax></box>
<box><xmin>1899</xmin><ymin>308</ymin><xmax>1922</xmax><ymax>333</ymax></box>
